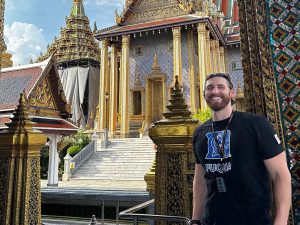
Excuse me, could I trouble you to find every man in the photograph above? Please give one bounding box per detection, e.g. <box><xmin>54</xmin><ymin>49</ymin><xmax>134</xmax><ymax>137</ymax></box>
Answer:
<box><xmin>192</xmin><ymin>73</ymin><xmax>291</xmax><ymax>225</ymax></box>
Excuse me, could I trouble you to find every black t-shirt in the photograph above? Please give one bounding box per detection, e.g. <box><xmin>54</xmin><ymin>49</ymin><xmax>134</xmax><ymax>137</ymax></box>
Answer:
<box><xmin>193</xmin><ymin>111</ymin><xmax>283</xmax><ymax>225</ymax></box>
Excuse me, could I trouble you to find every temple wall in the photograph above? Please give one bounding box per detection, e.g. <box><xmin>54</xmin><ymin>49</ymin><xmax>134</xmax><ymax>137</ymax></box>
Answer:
<box><xmin>129</xmin><ymin>30</ymin><xmax>191</xmax><ymax>105</ymax></box>
<box><xmin>181</xmin><ymin>30</ymin><xmax>190</xmax><ymax>105</ymax></box>
<box><xmin>225</xmin><ymin>46</ymin><xmax>244</xmax><ymax>90</ymax></box>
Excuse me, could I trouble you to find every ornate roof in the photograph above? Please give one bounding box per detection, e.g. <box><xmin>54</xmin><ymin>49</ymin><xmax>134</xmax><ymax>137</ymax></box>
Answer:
<box><xmin>97</xmin><ymin>0</ymin><xmax>240</xmax><ymax>45</ymax></box>
<box><xmin>0</xmin><ymin>56</ymin><xmax>70</xmax><ymax>117</ymax></box>
<box><xmin>113</xmin><ymin>0</ymin><xmax>218</xmax><ymax>26</ymax></box>
<box><xmin>36</xmin><ymin>0</ymin><xmax>100</xmax><ymax>63</ymax></box>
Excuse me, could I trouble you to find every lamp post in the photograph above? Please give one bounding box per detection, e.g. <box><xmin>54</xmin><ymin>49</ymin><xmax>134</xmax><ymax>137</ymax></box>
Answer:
<box><xmin>104</xmin><ymin>92</ymin><xmax>109</xmax><ymax>148</ymax></box>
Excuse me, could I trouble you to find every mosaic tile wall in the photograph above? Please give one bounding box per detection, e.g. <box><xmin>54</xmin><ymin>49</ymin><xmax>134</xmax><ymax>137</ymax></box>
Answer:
<box><xmin>267</xmin><ymin>0</ymin><xmax>299</xmax><ymax>221</ymax></box>
<box><xmin>129</xmin><ymin>29</ymin><xmax>192</xmax><ymax>106</ymax></box>
<box><xmin>225</xmin><ymin>46</ymin><xmax>244</xmax><ymax>90</ymax></box>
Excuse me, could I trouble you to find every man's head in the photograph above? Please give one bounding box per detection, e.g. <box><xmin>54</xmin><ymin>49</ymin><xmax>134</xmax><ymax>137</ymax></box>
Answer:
<box><xmin>204</xmin><ymin>73</ymin><xmax>235</xmax><ymax>111</ymax></box>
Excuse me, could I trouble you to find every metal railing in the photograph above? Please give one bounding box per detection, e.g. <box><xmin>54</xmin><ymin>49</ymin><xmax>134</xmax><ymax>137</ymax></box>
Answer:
<box><xmin>119</xmin><ymin>199</ymin><xmax>191</xmax><ymax>225</ymax></box>
<box><xmin>70</xmin><ymin>139</ymin><xmax>96</xmax><ymax>174</ymax></box>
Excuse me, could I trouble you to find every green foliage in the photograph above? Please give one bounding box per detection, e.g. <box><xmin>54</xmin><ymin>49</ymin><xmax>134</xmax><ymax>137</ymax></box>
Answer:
<box><xmin>192</xmin><ymin>108</ymin><xmax>212</xmax><ymax>123</ymax></box>
<box><xmin>67</xmin><ymin>145</ymin><xmax>81</xmax><ymax>157</ymax></box>
<box><xmin>58</xmin><ymin>130</ymin><xmax>91</xmax><ymax>177</ymax></box>
<box><xmin>40</xmin><ymin>145</ymin><xmax>49</xmax><ymax>179</ymax></box>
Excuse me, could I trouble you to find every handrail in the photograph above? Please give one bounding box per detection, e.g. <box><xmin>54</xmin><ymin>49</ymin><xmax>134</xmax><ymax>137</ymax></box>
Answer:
<box><xmin>119</xmin><ymin>199</ymin><xmax>191</xmax><ymax>225</ymax></box>
<box><xmin>70</xmin><ymin>140</ymin><xmax>95</xmax><ymax>174</ymax></box>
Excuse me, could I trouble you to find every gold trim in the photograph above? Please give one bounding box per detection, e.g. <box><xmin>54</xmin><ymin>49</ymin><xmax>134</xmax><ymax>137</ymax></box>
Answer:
<box><xmin>172</xmin><ymin>27</ymin><xmax>182</xmax><ymax>84</ymax></box>
<box><xmin>120</xmin><ymin>35</ymin><xmax>130</xmax><ymax>138</ymax></box>
<box><xmin>187</xmin><ymin>30</ymin><xmax>197</xmax><ymax>113</ymax></box>
<box><xmin>197</xmin><ymin>23</ymin><xmax>207</xmax><ymax>110</ymax></box>
<box><xmin>99</xmin><ymin>39</ymin><xmax>109</xmax><ymax>130</ymax></box>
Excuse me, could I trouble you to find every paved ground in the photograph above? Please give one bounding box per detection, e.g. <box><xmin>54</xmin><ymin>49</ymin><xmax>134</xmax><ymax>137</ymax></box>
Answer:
<box><xmin>40</xmin><ymin>179</ymin><xmax>148</xmax><ymax>191</ymax></box>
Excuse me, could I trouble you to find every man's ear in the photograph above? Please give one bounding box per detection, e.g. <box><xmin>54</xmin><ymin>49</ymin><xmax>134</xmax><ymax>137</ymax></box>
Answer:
<box><xmin>230</xmin><ymin>89</ymin><xmax>236</xmax><ymax>99</ymax></box>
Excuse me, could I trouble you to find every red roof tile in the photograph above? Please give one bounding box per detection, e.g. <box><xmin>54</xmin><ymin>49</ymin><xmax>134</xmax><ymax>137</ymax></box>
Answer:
<box><xmin>0</xmin><ymin>66</ymin><xmax>43</xmax><ymax>110</ymax></box>
<box><xmin>0</xmin><ymin>115</ymin><xmax>78</xmax><ymax>134</ymax></box>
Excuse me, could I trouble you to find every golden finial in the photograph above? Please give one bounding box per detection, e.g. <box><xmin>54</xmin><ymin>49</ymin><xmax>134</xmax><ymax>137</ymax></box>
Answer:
<box><xmin>6</xmin><ymin>91</ymin><xmax>35</xmax><ymax>131</ymax></box>
<box><xmin>152</xmin><ymin>53</ymin><xmax>160</xmax><ymax>71</ymax></box>
<box><xmin>115</xmin><ymin>9</ymin><xmax>124</xmax><ymax>25</ymax></box>
<box><xmin>93</xmin><ymin>21</ymin><xmax>97</xmax><ymax>33</ymax></box>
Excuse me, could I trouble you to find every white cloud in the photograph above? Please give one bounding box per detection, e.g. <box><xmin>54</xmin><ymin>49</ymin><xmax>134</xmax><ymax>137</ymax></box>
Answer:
<box><xmin>4</xmin><ymin>22</ymin><xmax>47</xmax><ymax>66</ymax></box>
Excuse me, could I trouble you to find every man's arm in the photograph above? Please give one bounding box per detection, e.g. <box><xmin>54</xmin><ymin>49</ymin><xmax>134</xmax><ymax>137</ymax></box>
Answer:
<box><xmin>192</xmin><ymin>164</ymin><xmax>207</xmax><ymax>222</ymax></box>
<box><xmin>264</xmin><ymin>151</ymin><xmax>291</xmax><ymax>225</ymax></box>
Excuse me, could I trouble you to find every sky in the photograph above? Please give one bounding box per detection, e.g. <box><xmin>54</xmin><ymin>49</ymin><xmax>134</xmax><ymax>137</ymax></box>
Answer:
<box><xmin>4</xmin><ymin>0</ymin><xmax>124</xmax><ymax>65</ymax></box>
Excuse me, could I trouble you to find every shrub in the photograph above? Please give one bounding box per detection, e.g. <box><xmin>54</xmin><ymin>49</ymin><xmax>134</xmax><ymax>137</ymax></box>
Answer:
<box><xmin>192</xmin><ymin>108</ymin><xmax>212</xmax><ymax>123</ymax></box>
<box><xmin>40</xmin><ymin>145</ymin><xmax>49</xmax><ymax>179</ymax></box>
<box><xmin>67</xmin><ymin>145</ymin><xmax>81</xmax><ymax>157</ymax></box>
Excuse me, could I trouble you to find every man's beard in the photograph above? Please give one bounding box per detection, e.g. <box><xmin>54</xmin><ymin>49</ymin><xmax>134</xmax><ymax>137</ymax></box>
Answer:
<box><xmin>205</xmin><ymin>94</ymin><xmax>231</xmax><ymax>111</ymax></box>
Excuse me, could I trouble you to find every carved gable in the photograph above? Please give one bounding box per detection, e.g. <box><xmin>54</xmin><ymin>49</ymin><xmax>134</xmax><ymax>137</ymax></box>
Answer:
<box><xmin>123</xmin><ymin>0</ymin><xmax>188</xmax><ymax>25</ymax></box>
<box><xmin>29</xmin><ymin>77</ymin><xmax>57</xmax><ymax>110</ymax></box>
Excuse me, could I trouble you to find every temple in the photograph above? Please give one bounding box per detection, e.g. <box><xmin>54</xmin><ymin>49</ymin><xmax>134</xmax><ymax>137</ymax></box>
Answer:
<box><xmin>0</xmin><ymin>56</ymin><xmax>78</xmax><ymax>186</ymax></box>
<box><xmin>36</xmin><ymin>0</ymin><xmax>101</xmax><ymax>127</ymax></box>
<box><xmin>95</xmin><ymin>0</ymin><xmax>244</xmax><ymax>138</ymax></box>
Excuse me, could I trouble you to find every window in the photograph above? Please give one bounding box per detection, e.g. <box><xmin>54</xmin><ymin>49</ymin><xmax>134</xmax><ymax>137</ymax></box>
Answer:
<box><xmin>133</xmin><ymin>91</ymin><xmax>142</xmax><ymax>115</ymax></box>
<box><xmin>133</xmin><ymin>45</ymin><xmax>143</xmax><ymax>56</ymax></box>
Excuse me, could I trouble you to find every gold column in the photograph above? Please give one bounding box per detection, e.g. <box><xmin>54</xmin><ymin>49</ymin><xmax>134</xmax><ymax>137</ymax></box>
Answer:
<box><xmin>109</xmin><ymin>44</ymin><xmax>118</xmax><ymax>135</ymax></box>
<box><xmin>120</xmin><ymin>35</ymin><xmax>130</xmax><ymax>138</ymax></box>
<box><xmin>148</xmin><ymin>77</ymin><xmax>198</xmax><ymax>221</ymax></box>
<box><xmin>98</xmin><ymin>38</ymin><xmax>109</xmax><ymax>130</ymax></box>
<box><xmin>220</xmin><ymin>46</ymin><xmax>226</xmax><ymax>73</ymax></box>
<box><xmin>197</xmin><ymin>23</ymin><xmax>207</xmax><ymax>110</ymax></box>
<box><xmin>172</xmin><ymin>27</ymin><xmax>182</xmax><ymax>83</ymax></box>
<box><xmin>210</xmin><ymin>40</ymin><xmax>216</xmax><ymax>73</ymax></box>
<box><xmin>187</xmin><ymin>30</ymin><xmax>196</xmax><ymax>113</ymax></box>
<box><xmin>215</xmin><ymin>40</ymin><xmax>221</xmax><ymax>72</ymax></box>
<box><xmin>205</xmin><ymin>30</ymin><xmax>212</xmax><ymax>75</ymax></box>
<box><xmin>145</xmin><ymin>78</ymin><xmax>151</xmax><ymax>122</ymax></box>
<box><xmin>0</xmin><ymin>0</ymin><xmax>6</xmax><ymax>71</ymax></box>
<box><xmin>0</xmin><ymin>93</ymin><xmax>47</xmax><ymax>225</ymax></box>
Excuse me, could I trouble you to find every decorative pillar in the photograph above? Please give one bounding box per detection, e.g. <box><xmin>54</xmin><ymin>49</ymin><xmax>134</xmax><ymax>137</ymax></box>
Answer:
<box><xmin>187</xmin><ymin>30</ymin><xmax>197</xmax><ymax>113</ymax></box>
<box><xmin>98</xmin><ymin>38</ymin><xmax>109</xmax><ymax>130</ymax></box>
<box><xmin>215</xmin><ymin>40</ymin><xmax>221</xmax><ymax>72</ymax></box>
<box><xmin>148</xmin><ymin>77</ymin><xmax>198</xmax><ymax>221</ymax></box>
<box><xmin>0</xmin><ymin>93</ymin><xmax>47</xmax><ymax>225</ymax></box>
<box><xmin>197</xmin><ymin>23</ymin><xmax>207</xmax><ymax>110</ymax></box>
<box><xmin>172</xmin><ymin>27</ymin><xmax>182</xmax><ymax>83</ymax></box>
<box><xmin>210</xmin><ymin>40</ymin><xmax>217</xmax><ymax>73</ymax></box>
<box><xmin>120</xmin><ymin>35</ymin><xmax>130</xmax><ymax>138</ymax></box>
<box><xmin>0</xmin><ymin>0</ymin><xmax>6</xmax><ymax>71</ymax></box>
<box><xmin>220</xmin><ymin>46</ymin><xmax>226</xmax><ymax>73</ymax></box>
<box><xmin>47</xmin><ymin>134</ymin><xmax>61</xmax><ymax>186</ymax></box>
<box><xmin>205</xmin><ymin>30</ymin><xmax>212</xmax><ymax>76</ymax></box>
<box><xmin>109</xmin><ymin>44</ymin><xmax>118</xmax><ymax>136</ymax></box>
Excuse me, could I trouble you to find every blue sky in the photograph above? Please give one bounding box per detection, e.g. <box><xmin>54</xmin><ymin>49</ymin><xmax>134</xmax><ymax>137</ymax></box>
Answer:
<box><xmin>4</xmin><ymin>0</ymin><xmax>124</xmax><ymax>65</ymax></box>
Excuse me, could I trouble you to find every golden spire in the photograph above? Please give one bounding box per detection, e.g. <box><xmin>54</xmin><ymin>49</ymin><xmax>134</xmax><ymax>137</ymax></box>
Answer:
<box><xmin>163</xmin><ymin>76</ymin><xmax>191</xmax><ymax>119</ymax></box>
<box><xmin>36</xmin><ymin>0</ymin><xmax>100</xmax><ymax>63</ymax></box>
<box><xmin>0</xmin><ymin>0</ymin><xmax>6</xmax><ymax>70</ymax></box>
<box><xmin>134</xmin><ymin>70</ymin><xmax>142</xmax><ymax>87</ymax></box>
<box><xmin>235</xmin><ymin>79</ymin><xmax>244</xmax><ymax>99</ymax></box>
<box><xmin>149</xmin><ymin>53</ymin><xmax>163</xmax><ymax>76</ymax></box>
<box><xmin>71</xmin><ymin>0</ymin><xmax>85</xmax><ymax>17</ymax></box>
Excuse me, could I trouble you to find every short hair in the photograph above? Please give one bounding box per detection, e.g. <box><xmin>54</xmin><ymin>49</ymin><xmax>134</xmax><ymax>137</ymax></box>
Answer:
<box><xmin>205</xmin><ymin>73</ymin><xmax>234</xmax><ymax>89</ymax></box>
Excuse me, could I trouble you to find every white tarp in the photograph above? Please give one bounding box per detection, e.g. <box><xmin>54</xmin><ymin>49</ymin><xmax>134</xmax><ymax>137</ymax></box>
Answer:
<box><xmin>58</xmin><ymin>66</ymin><xmax>99</xmax><ymax>127</ymax></box>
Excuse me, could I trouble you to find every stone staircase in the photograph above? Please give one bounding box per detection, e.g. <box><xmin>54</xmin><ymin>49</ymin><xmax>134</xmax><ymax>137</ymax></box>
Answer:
<box><xmin>71</xmin><ymin>137</ymin><xmax>155</xmax><ymax>181</ymax></box>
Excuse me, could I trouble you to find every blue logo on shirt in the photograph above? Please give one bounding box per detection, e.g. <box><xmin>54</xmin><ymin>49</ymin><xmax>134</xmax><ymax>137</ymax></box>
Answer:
<box><xmin>205</xmin><ymin>130</ymin><xmax>231</xmax><ymax>159</ymax></box>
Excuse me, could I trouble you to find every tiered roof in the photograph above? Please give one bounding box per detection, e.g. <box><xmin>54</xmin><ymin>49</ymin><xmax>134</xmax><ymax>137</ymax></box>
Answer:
<box><xmin>36</xmin><ymin>0</ymin><xmax>100</xmax><ymax>64</ymax></box>
<box><xmin>97</xmin><ymin>0</ymin><xmax>240</xmax><ymax>45</ymax></box>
